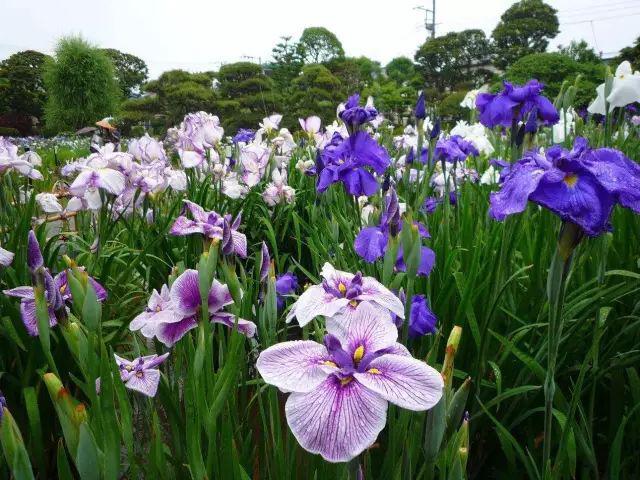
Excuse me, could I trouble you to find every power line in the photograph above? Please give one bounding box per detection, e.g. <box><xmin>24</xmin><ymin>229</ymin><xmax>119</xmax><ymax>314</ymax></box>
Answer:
<box><xmin>560</xmin><ymin>5</ymin><xmax>640</xmax><ymax>19</ymax></box>
<box><xmin>560</xmin><ymin>11</ymin><xmax>640</xmax><ymax>25</ymax></box>
<box><xmin>558</xmin><ymin>0</ymin><xmax>639</xmax><ymax>14</ymax></box>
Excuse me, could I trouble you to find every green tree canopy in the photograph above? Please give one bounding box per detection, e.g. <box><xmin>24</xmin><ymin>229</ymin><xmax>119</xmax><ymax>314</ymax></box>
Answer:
<box><xmin>101</xmin><ymin>48</ymin><xmax>149</xmax><ymax>98</ymax></box>
<box><xmin>0</xmin><ymin>50</ymin><xmax>50</xmax><ymax>133</ymax></box>
<box><xmin>614</xmin><ymin>36</ymin><xmax>640</xmax><ymax>70</ymax></box>
<box><xmin>492</xmin><ymin>0</ymin><xmax>559</xmax><ymax>69</ymax></box>
<box><xmin>44</xmin><ymin>36</ymin><xmax>120</xmax><ymax>132</ymax></box>
<box><xmin>415</xmin><ymin>29</ymin><xmax>493</xmax><ymax>91</ymax></box>
<box><xmin>299</xmin><ymin>27</ymin><xmax>345</xmax><ymax>64</ymax></box>
<box><xmin>289</xmin><ymin>64</ymin><xmax>343</xmax><ymax>125</ymax></box>
<box><xmin>326</xmin><ymin>56</ymin><xmax>381</xmax><ymax>94</ymax></box>
<box><xmin>269</xmin><ymin>36</ymin><xmax>306</xmax><ymax>91</ymax></box>
<box><xmin>385</xmin><ymin>57</ymin><xmax>417</xmax><ymax>86</ymax></box>
<box><xmin>120</xmin><ymin>69</ymin><xmax>215</xmax><ymax>131</ymax></box>
<box><xmin>215</xmin><ymin>62</ymin><xmax>278</xmax><ymax>132</ymax></box>
<box><xmin>557</xmin><ymin>40</ymin><xmax>601</xmax><ymax>64</ymax></box>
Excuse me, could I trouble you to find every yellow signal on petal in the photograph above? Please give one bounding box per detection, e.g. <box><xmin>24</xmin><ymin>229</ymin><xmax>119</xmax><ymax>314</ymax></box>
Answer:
<box><xmin>340</xmin><ymin>377</ymin><xmax>353</xmax><ymax>386</ymax></box>
<box><xmin>563</xmin><ymin>174</ymin><xmax>578</xmax><ymax>188</ymax></box>
<box><xmin>367</xmin><ymin>368</ymin><xmax>381</xmax><ymax>375</ymax></box>
<box><xmin>353</xmin><ymin>345</ymin><xmax>365</xmax><ymax>363</ymax></box>
<box><xmin>338</xmin><ymin>283</ymin><xmax>347</xmax><ymax>294</ymax></box>
<box><xmin>322</xmin><ymin>360</ymin><xmax>337</xmax><ymax>368</ymax></box>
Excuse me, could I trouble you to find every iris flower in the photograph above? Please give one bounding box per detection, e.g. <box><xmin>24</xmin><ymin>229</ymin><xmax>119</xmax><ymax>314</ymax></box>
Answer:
<box><xmin>435</xmin><ymin>135</ymin><xmax>479</xmax><ymax>163</ymax></box>
<box><xmin>257</xmin><ymin>302</ymin><xmax>443</xmax><ymax>462</ymax></box>
<box><xmin>275</xmin><ymin>272</ymin><xmax>298</xmax><ymax>309</ymax></box>
<box><xmin>354</xmin><ymin>189</ymin><xmax>435</xmax><ymax>277</ymax></box>
<box><xmin>588</xmin><ymin>61</ymin><xmax>640</xmax><ymax>114</ymax></box>
<box><xmin>317</xmin><ymin>131</ymin><xmax>390</xmax><ymax>197</ymax></box>
<box><xmin>476</xmin><ymin>80</ymin><xmax>559</xmax><ymax>129</ymax></box>
<box><xmin>489</xmin><ymin>137</ymin><xmax>640</xmax><ymax>236</ymax></box>
<box><xmin>409</xmin><ymin>295</ymin><xmax>437</xmax><ymax>338</ymax></box>
<box><xmin>0</xmin><ymin>246</ymin><xmax>13</xmax><ymax>267</ymax></box>
<box><xmin>339</xmin><ymin>93</ymin><xmax>378</xmax><ymax>132</ymax></box>
<box><xmin>114</xmin><ymin>352</ymin><xmax>170</xmax><ymax>398</ymax></box>
<box><xmin>286</xmin><ymin>263</ymin><xmax>404</xmax><ymax>330</ymax></box>
<box><xmin>130</xmin><ymin>269</ymin><xmax>256</xmax><ymax>346</ymax></box>
<box><xmin>170</xmin><ymin>200</ymin><xmax>247</xmax><ymax>257</ymax></box>
<box><xmin>3</xmin><ymin>232</ymin><xmax>106</xmax><ymax>336</ymax></box>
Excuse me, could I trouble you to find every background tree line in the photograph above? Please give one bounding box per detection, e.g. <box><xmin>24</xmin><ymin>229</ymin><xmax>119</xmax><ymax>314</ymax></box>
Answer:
<box><xmin>1</xmin><ymin>0</ymin><xmax>639</xmax><ymax>137</ymax></box>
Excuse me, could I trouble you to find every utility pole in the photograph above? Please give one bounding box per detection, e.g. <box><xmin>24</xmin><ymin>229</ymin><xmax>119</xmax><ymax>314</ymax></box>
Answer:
<box><xmin>415</xmin><ymin>1</ymin><xmax>436</xmax><ymax>39</ymax></box>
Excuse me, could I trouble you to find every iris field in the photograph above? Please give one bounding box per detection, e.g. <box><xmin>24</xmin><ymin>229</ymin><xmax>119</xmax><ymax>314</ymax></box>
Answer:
<box><xmin>0</xmin><ymin>64</ymin><xmax>640</xmax><ymax>479</ymax></box>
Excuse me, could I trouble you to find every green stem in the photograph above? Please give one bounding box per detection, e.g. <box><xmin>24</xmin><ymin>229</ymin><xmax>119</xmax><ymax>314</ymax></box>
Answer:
<box><xmin>542</xmin><ymin>222</ymin><xmax>581</xmax><ymax>469</ymax></box>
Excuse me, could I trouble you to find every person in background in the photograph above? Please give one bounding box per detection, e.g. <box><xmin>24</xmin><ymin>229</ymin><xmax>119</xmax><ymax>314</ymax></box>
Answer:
<box><xmin>91</xmin><ymin>118</ymin><xmax>121</xmax><ymax>152</ymax></box>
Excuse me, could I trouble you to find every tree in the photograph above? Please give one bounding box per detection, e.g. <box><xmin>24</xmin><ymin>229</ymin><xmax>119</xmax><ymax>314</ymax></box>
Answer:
<box><xmin>101</xmin><ymin>48</ymin><xmax>149</xmax><ymax>98</ymax></box>
<box><xmin>43</xmin><ymin>36</ymin><xmax>120</xmax><ymax>132</ymax></box>
<box><xmin>299</xmin><ymin>27</ymin><xmax>344</xmax><ymax>64</ymax></box>
<box><xmin>385</xmin><ymin>57</ymin><xmax>417</xmax><ymax>86</ymax></box>
<box><xmin>326</xmin><ymin>56</ymin><xmax>381</xmax><ymax>94</ymax></box>
<box><xmin>363</xmin><ymin>80</ymin><xmax>414</xmax><ymax>124</ymax></box>
<box><xmin>120</xmin><ymin>69</ymin><xmax>216</xmax><ymax>130</ymax></box>
<box><xmin>290</xmin><ymin>64</ymin><xmax>343</xmax><ymax>124</ymax></box>
<box><xmin>506</xmin><ymin>52</ymin><xmax>605</xmax><ymax>108</ymax></box>
<box><xmin>557</xmin><ymin>40</ymin><xmax>601</xmax><ymax>64</ymax></box>
<box><xmin>215</xmin><ymin>62</ymin><xmax>278</xmax><ymax>132</ymax></box>
<box><xmin>269</xmin><ymin>37</ymin><xmax>306</xmax><ymax>91</ymax></box>
<box><xmin>614</xmin><ymin>36</ymin><xmax>640</xmax><ymax>70</ymax></box>
<box><xmin>492</xmin><ymin>0</ymin><xmax>559</xmax><ymax>69</ymax></box>
<box><xmin>0</xmin><ymin>50</ymin><xmax>50</xmax><ymax>134</ymax></box>
<box><xmin>415</xmin><ymin>29</ymin><xmax>493</xmax><ymax>91</ymax></box>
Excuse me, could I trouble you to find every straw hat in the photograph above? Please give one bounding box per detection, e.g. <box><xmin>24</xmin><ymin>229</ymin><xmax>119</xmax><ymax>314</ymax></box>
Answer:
<box><xmin>95</xmin><ymin>117</ymin><xmax>115</xmax><ymax>130</ymax></box>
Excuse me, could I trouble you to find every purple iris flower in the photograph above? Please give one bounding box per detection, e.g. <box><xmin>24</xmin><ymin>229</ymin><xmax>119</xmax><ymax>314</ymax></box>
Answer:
<box><xmin>339</xmin><ymin>93</ymin><xmax>378</xmax><ymax>132</ymax></box>
<box><xmin>422</xmin><ymin>196</ymin><xmax>442</xmax><ymax>214</ymax></box>
<box><xmin>415</xmin><ymin>91</ymin><xmax>427</xmax><ymax>120</ymax></box>
<box><xmin>430</xmin><ymin>119</ymin><xmax>441</xmax><ymax>140</ymax></box>
<box><xmin>275</xmin><ymin>272</ymin><xmax>298</xmax><ymax>309</ymax></box>
<box><xmin>0</xmin><ymin>390</ymin><xmax>5</xmax><ymax>423</ymax></box>
<box><xmin>257</xmin><ymin>302</ymin><xmax>443</xmax><ymax>462</ymax></box>
<box><xmin>489</xmin><ymin>137</ymin><xmax>640</xmax><ymax>236</ymax></box>
<box><xmin>476</xmin><ymin>80</ymin><xmax>559</xmax><ymax>129</ymax></box>
<box><xmin>406</xmin><ymin>146</ymin><xmax>429</xmax><ymax>165</ymax></box>
<box><xmin>3</xmin><ymin>232</ymin><xmax>106</xmax><ymax>336</ymax></box>
<box><xmin>286</xmin><ymin>262</ymin><xmax>405</xmax><ymax>330</ymax></box>
<box><xmin>354</xmin><ymin>189</ymin><xmax>435</xmax><ymax>277</ymax></box>
<box><xmin>114</xmin><ymin>352</ymin><xmax>169</xmax><ymax>397</ymax></box>
<box><xmin>232</xmin><ymin>128</ymin><xmax>256</xmax><ymax>144</ymax></box>
<box><xmin>409</xmin><ymin>295</ymin><xmax>437</xmax><ymax>338</ymax></box>
<box><xmin>317</xmin><ymin>131</ymin><xmax>390</xmax><ymax>197</ymax></box>
<box><xmin>170</xmin><ymin>200</ymin><xmax>247</xmax><ymax>257</ymax></box>
<box><xmin>131</xmin><ymin>270</ymin><xmax>256</xmax><ymax>346</ymax></box>
<box><xmin>435</xmin><ymin>136</ymin><xmax>478</xmax><ymax>163</ymax></box>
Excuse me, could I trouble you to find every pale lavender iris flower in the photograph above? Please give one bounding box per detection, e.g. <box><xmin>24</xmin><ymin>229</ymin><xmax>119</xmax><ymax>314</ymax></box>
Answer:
<box><xmin>257</xmin><ymin>302</ymin><xmax>443</xmax><ymax>462</ymax></box>
<box><xmin>286</xmin><ymin>262</ymin><xmax>404</xmax><ymax>330</ymax></box>
<box><xmin>0</xmin><ymin>246</ymin><xmax>14</xmax><ymax>267</ymax></box>
<box><xmin>114</xmin><ymin>352</ymin><xmax>170</xmax><ymax>397</ymax></box>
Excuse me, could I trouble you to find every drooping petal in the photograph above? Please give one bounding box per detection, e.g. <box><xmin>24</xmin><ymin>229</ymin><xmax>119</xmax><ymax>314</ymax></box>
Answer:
<box><xmin>169</xmin><ymin>269</ymin><xmax>201</xmax><ymax>315</ymax></box>
<box><xmin>210</xmin><ymin>312</ymin><xmax>256</xmax><ymax>338</ymax></box>
<box><xmin>3</xmin><ymin>286</ymin><xmax>35</xmax><ymax>299</ymax></box>
<box><xmin>0</xmin><ymin>246</ymin><xmax>14</xmax><ymax>267</ymax></box>
<box><xmin>354</xmin><ymin>354</ymin><xmax>443</xmax><ymax>411</ymax></box>
<box><xmin>354</xmin><ymin>227</ymin><xmax>388</xmax><ymax>263</ymax></box>
<box><xmin>170</xmin><ymin>216</ymin><xmax>204</xmax><ymax>236</ymax></box>
<box><xmin>488</xmin><ymin>163</ymin><xmax>546</xmax><ymax>220</ymax></box>
<box><xmin>156</xmin><ymin>315</ymin><xmax>198</xmax><ymax>347</ymax></box>
<box><xmin>20</xmin><ymin>299</ymin><xmax>57</xmax><ymax>336</ymax></box>
<box><xmin>256</xmin><ymin>340</ymin><xmax>335</xmax><ymax>393</ymax></box>
<box><xmin>230</xmin><ymin>230</ymin><xmax>247</xmax><ymax>258</ymax></box>
<box><xmin>123</xmin><ymin>368</ymin><xmax>162</xmax><ymax>397</ymax></box>
<box><xmin>285</xmin><ymin>375</ymin><xmax>388</xmax><ymax>463</ymax></box>
<box><xmin>95</xmin><ymin>168</ymin><xmax>126</xmax><ymax>195</ymax></box>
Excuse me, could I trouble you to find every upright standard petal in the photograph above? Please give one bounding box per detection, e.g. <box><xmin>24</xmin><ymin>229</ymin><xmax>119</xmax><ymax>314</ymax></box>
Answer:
<box><xmin>285</xmin><ymin>376</ymin><xmax>388</xmax><ymax>463</ymax></box>
<box><xmin>256</xmin><ymin>340</ymin><xmax>336</xmax><ymax>393</ymax></box>
<box><xmin>354</xmin><ymin>354</ymin><xmax>443</xmax><ymax>411</ymax></box>
<box><xmin>286</xmin><ymin>284</ymin><xmax>350</xmax><ymax>327</ymax></box>
<box><xmin>170</xmin><ymin>269</ymin><xmax>201</xmax><ymax>315</ymax></box>
<box><xmin>327</xmin><ymin>302</ymin><xmax>397</xmax><ymax>354</ymax></box>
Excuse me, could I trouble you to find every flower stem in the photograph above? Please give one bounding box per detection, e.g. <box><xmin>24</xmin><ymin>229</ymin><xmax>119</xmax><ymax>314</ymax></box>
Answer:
<box><xmin>542</xmin><ymin>222</ymin><xmax>581</xmax><ymax>470</ymax></box>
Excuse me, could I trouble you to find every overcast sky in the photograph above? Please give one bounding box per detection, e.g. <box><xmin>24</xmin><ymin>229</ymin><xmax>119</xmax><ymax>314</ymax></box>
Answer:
<box><xmin>2</xmin><ymin>0</ymin><xmax>638</xmax><ymax>79</ymax></box>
